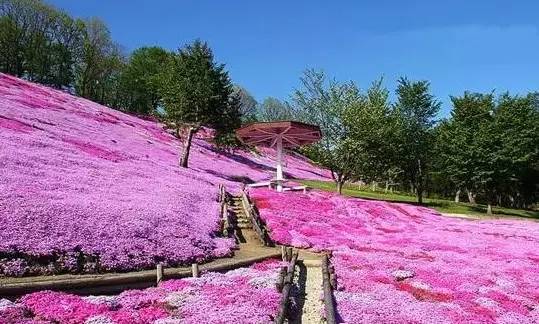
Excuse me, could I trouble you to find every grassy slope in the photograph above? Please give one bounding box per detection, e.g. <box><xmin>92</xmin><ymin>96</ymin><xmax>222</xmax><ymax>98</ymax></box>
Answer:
<box><xmin>300</xmin><ymin>179</ymin><xmax>539</xmax><ymax>220</ymax></box>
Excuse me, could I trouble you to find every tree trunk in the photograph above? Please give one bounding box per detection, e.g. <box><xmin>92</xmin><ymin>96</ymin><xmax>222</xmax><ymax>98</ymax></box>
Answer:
<box><xmin>454</xmin><ymin>189</ymin><xmax>461</xmax><ymax>203</ymax></box>
<box><xmin>385</xmin><ymin>181</ymin><xmax>389</xmax><ymax>193</ymax></box>
<box><xmin>416</xmin><ymin>159</ymin><xmax>423</xmax><ymax>204</ymax></box>
<box><xmin>486</xmin><ymin>203</ymin><xmax>493</xmax><ymax>215</ymax></box>
<box><xmin>337</xmin><ymin>181</ymin><xmax>343</xmax><ymax>195</ymax></box>
<box><xmin>371</xmin><ymin>181</ymin><xmax>377</xmax><ymax>192</ymax></box>
<box><xmin>179</xmin><ymin>127</ymin><xmax>197</xmax><ymax>168</ymax></box>
<box><xmin>466</xmin><ymin>189</ymin><xmax>476</xmax><ymax>204</ymax></box>
<box><xmin>417</xmin><ymin>183</ymin><xmax>423</xmax><ymax>204</ymax></box>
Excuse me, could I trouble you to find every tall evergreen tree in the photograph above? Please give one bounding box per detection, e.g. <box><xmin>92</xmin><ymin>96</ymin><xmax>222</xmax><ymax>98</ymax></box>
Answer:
<box><xmin>160</xmin><ymin>40</ymin><xmax>241</xmax><ymax>168</ymax></box>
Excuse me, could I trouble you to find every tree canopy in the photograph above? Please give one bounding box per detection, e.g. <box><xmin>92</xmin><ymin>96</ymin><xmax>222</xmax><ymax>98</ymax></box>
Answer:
<box><xmin>159</xmin><ymin>40</ymin><xmax>241</xmax><ymax>167</ymax></box>
<box><xmin>292</xmin><ymin>69</ymin><xmax>361</xmax><ymax>194</ymax></box>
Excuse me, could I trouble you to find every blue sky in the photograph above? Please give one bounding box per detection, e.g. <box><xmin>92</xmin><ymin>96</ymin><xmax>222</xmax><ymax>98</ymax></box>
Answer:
<box><xmin>49</xmin><ymin>0</ymin><xmax>539</xmax><ymax>117</ymax></box>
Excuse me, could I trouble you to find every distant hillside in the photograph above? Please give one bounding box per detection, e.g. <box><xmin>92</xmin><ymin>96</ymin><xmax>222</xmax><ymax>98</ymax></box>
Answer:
<box><xmin>0</xmin><ymin>73</ymin><xmax>329</xmax><ymax>276</ymax></box>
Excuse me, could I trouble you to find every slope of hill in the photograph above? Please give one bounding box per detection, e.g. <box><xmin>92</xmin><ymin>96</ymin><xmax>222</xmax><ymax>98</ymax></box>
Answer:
<box><xmin>0</xmin><ymin>73</ymin><xmax>329</xmax><ymax>276</ymax></box>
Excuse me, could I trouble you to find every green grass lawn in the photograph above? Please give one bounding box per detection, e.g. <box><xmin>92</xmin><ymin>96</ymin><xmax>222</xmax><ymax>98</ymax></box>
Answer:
<box><xmin>299</xmin><ymin>179</ymin><xmax>539</xmax><ymax>220</ymax></box>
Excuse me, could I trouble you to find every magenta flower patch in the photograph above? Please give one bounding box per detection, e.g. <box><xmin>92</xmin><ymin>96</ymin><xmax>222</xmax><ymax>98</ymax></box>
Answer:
<box><xmin>251</xmin><ymin>188</ymin><xmax>539</xmax><ymax>323</ymax></box>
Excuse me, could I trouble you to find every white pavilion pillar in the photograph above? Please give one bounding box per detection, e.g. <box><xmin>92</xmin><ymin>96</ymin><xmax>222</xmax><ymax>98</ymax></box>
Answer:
<box><xmin>276</xmin><ymin>135</ymin><xmax>284</xmax><ymax>192</ymax></box>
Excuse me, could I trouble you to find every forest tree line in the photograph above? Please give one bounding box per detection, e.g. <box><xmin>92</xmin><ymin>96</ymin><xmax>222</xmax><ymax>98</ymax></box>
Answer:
<box><xmin>1</xmin><ymin>0</ymin><xmax>537</xmax><ymax>212</ymax></box>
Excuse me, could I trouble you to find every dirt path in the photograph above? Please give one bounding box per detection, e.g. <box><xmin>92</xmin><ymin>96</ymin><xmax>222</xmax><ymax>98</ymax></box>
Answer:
<box><xmin>289</xmin><ymin>251</ymin><xmax>324</xmax><ymax>324</ymax></box>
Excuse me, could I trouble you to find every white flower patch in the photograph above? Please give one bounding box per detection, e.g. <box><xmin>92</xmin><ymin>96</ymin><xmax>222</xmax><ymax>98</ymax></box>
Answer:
<box><xmin>0</xmin><ymin>299</ymin><xmax>14</xmax><ymax>311</ymax></box>
<box><xmin>391</xmin><ymin>269</ymin><xmax>414</xmax><ymax>281</ymax></box>
<box><xmin>83</xmin><ymin>295</ymin><xmax>118</xmax><ymax>308</ymax></box>
<box><xmin>495</xmin><ymin>278</ymin><xmax>516</xmax><ymax>291</ymax></box>
<box><xmin>478</xmin><ymin>286</ymin><xmax>494</xmax><ymax>294</ymax></box>
<box><xmin>410</xmin><ymin>280</ymin><xmax>431</xmax><ymax>291</ymax></box>
<box><xmin>85</xmin><ymin>315</ymin><xmax>114</xmax><ymax>324</ymax></box>
<box><xmin>154</xmin><ymin>318</ymin><xmax>183</xmax><ymax>324</ymax></box>
<box><xmin>164</xmin><ymin>287</ymin><xmax>198</xmax><ymax>308</ymax></box>
<box><xmin>475</xmin><ymin>297</ymin><xmax>499</xmax><ymax>309</ymax></box>
<box><xmin>249</xmin><ymin>273</ymin><xmax>278</xmax><ymax>289</ymax></box>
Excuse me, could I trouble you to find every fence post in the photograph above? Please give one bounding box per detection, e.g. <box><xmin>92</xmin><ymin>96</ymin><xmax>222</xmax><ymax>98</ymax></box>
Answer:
<box><xmin>322</xmin><ymin>255</ymin><xmax>337</xmax><ymax>324</ymax></box>
<box><xmin>156</xmin><ymin>263</ymin><xmax>163</xmax><ymax>285</ymax></box>
<box><xmin>191</xmin><ymin>263</ymin><xmax>199</xmax><ymax>278</ymax></box>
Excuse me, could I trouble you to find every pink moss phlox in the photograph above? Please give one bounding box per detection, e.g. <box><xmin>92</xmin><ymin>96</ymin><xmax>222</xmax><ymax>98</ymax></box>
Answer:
<box><xmin>2</xmin><ymin>260</ymin><xmax>284</xmax><ymax>323</ymax></box>
<box><xmin>251</xmin><ymin>188</ymin><xmax>539</xmax><ymax>323</ymax></box>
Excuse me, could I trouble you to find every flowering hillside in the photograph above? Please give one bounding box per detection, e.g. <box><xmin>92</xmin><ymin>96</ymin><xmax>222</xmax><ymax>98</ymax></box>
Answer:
<box><xmin>0</xmin><ymin>74</ymin><xmax>329</xmax><ymax>276</ymax></box>
<box><xmin>251</xmin><ymin>189</ymin><xmax>539</xmax><ymax>323</ymax></box>
<box><xmin>0</xmin><ymin>260</ymin><xmax>283</xmax><ymax>323</ymax></box>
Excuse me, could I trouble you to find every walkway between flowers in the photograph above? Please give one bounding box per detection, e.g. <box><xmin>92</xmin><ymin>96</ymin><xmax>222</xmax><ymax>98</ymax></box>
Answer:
<box><xmin>289</xmin><ymin>251</ymin><xmax>325</xmax><ymax>324</ymax></box>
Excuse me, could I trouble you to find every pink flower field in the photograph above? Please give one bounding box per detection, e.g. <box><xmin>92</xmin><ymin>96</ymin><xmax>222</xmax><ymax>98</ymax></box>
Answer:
<box><xmin>0</xmin><ymin>260</ymin><xmax>284</xmax><ymax>323</ymax></box>
<box><xmin>251</xmin><ymin>188</ymin><xmax>539</xmax><ymax>323</ymax></box>
<box><xmin>0</xmin><ymin>74</ymin><xmax>328</xmax><ymax>276</ymax></box>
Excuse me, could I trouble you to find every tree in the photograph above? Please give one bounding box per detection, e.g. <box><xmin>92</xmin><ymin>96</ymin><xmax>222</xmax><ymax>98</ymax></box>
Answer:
<box><xmin>474</xmin><ymin>94</ymin><xmax>539</xmax><ymax>213</ymax></box>
<box><xmin>393</xmin><ymin>77</ymin><xmax>441</xmax><ymax>204</ymax></box>
<box><xmin>436</xmin><ymin>92</ymin><xmax>495</xmax><ymax>204</ymax></box>
<box><xmin>292</xmin><ymin>69</ymin><xmax>361</xmax><ymax>194</ymax></box>
<box><xmin>0</xmin><ymin>0</ymin><xmax>84</xmax><ymax>88</ymax></box>
<box><xmin>159</xmin><ymin>40</ymin><xmax>240</xmax><ymax>168</ymax></box>
<box><xmin>118</xmin><ymin>46</ymin><xmax>171</xmax><ymax>115</ymax></box>
<box><xmin>257</xmin><ymin>97</ymin><xmax>294</xmax><ymax>122</ymax></box>
<box><xmin>75</xmin><ymin>18</ymin><xmax>125</xmax><ymax>106</ymax></box>
<box><xmin>232</xmin><ymin>85</ymin><xmax>257</xmax><ymax>123</ymax></box>
<box><xmin>344</xmin><ymin>79</ymin><xmax>395</xmax><ymax>186</ymax></box>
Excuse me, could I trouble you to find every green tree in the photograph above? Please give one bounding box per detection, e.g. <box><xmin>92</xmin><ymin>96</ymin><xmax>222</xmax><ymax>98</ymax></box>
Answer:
<box><xmin>233</xmin><ymin>85</ymin><xmax>258</xmax><ymax>123</ymax></box>
<box><xmin>75</xmin><ymin>18</ymin><xmax>125</xmax><ymax>106</ymax></box>
<box><xmin>436</xmin><ymin>92</ymin><xmax>495</xmax><ymax>203</ymax></box>
<box><xmin>394</xmin><ymin>77</ymin><xmax>441</xmax><ymax>203</ymax></box>
<box><xmin>257</xmin><ymin>97</ymin><xmax>294</xmax><ymax>122</ymax></box>
<box><xmin>293</xmin><ymin>69</ymin><xmax>361</xmax><ymax>194</ymax></box>
<box><xmin>118</xmin><ymin>46</ymin><xmax>171</xmax><ymax>114</ymax></box>
<box><xmin>0</xmin><ymin>0</ymin><xmax>84</xmax><ymax>88</ymax></box>
<box><xmin>475</xmin><ymin>94</ymin><xmax>539</xmax><ymax>213</ymax></box>
<box><xmin>345</xmin><ymin>79</ymin><xmax>395</xmax><ymax>187</ymax></box>
<box><xmin>160</xmin><ymin>39</ymin><xmax>241</xmax><ymax>168</ymax></box>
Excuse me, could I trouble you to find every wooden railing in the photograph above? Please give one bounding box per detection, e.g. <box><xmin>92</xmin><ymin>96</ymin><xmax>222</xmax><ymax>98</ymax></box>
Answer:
<box><xmin>274</xmin><ymin>249</ymin><xmax>299</xmax><ymax>324</ymax></box>
<box><xmin>322</xmin><ymin>254</ymin><xmax>337</xmax><ymax>324</ymax></box>
<box><xmin>218</xmin><ymin>184</ymin><xmax>234</xmax><ymax>237</ymax></box>
<box><xmin>240</xmin><ymin>189</ymin><xmax>273</xmax><ymax>246</ymax></box>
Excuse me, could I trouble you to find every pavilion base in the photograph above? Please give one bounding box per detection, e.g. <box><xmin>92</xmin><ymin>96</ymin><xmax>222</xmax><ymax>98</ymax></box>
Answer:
<box><xmin>247</xmin><ymin>179</ymin><xmax>307</xmax><ymax>193</ymax></box>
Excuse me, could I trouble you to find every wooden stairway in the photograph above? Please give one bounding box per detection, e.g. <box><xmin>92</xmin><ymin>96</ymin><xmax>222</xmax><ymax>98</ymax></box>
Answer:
<box><xmin>230</xmin><ymin>196</ymin><xmax>252</xmax><ymax>229</ymax></box>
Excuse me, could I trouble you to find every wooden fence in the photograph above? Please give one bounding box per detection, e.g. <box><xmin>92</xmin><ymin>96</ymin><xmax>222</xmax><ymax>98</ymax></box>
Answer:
<box><xmin>274</xmin><ymin>249</ymin><xmax>299</xmax><ymax>324</ymax></box>
<box><xmin>322</xmin><ymin>254</ymin><xmax>338</xmax><ymax>324</ymax></box>
<box><xmin>240</xmin><ymin>189</ymin><xmax>273</xmax><ymax>246</ymax></box>
<box><xmin>218</xmin><ymin>184</ymin><xmax>234</xmax><ymax>238</ymax></box>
